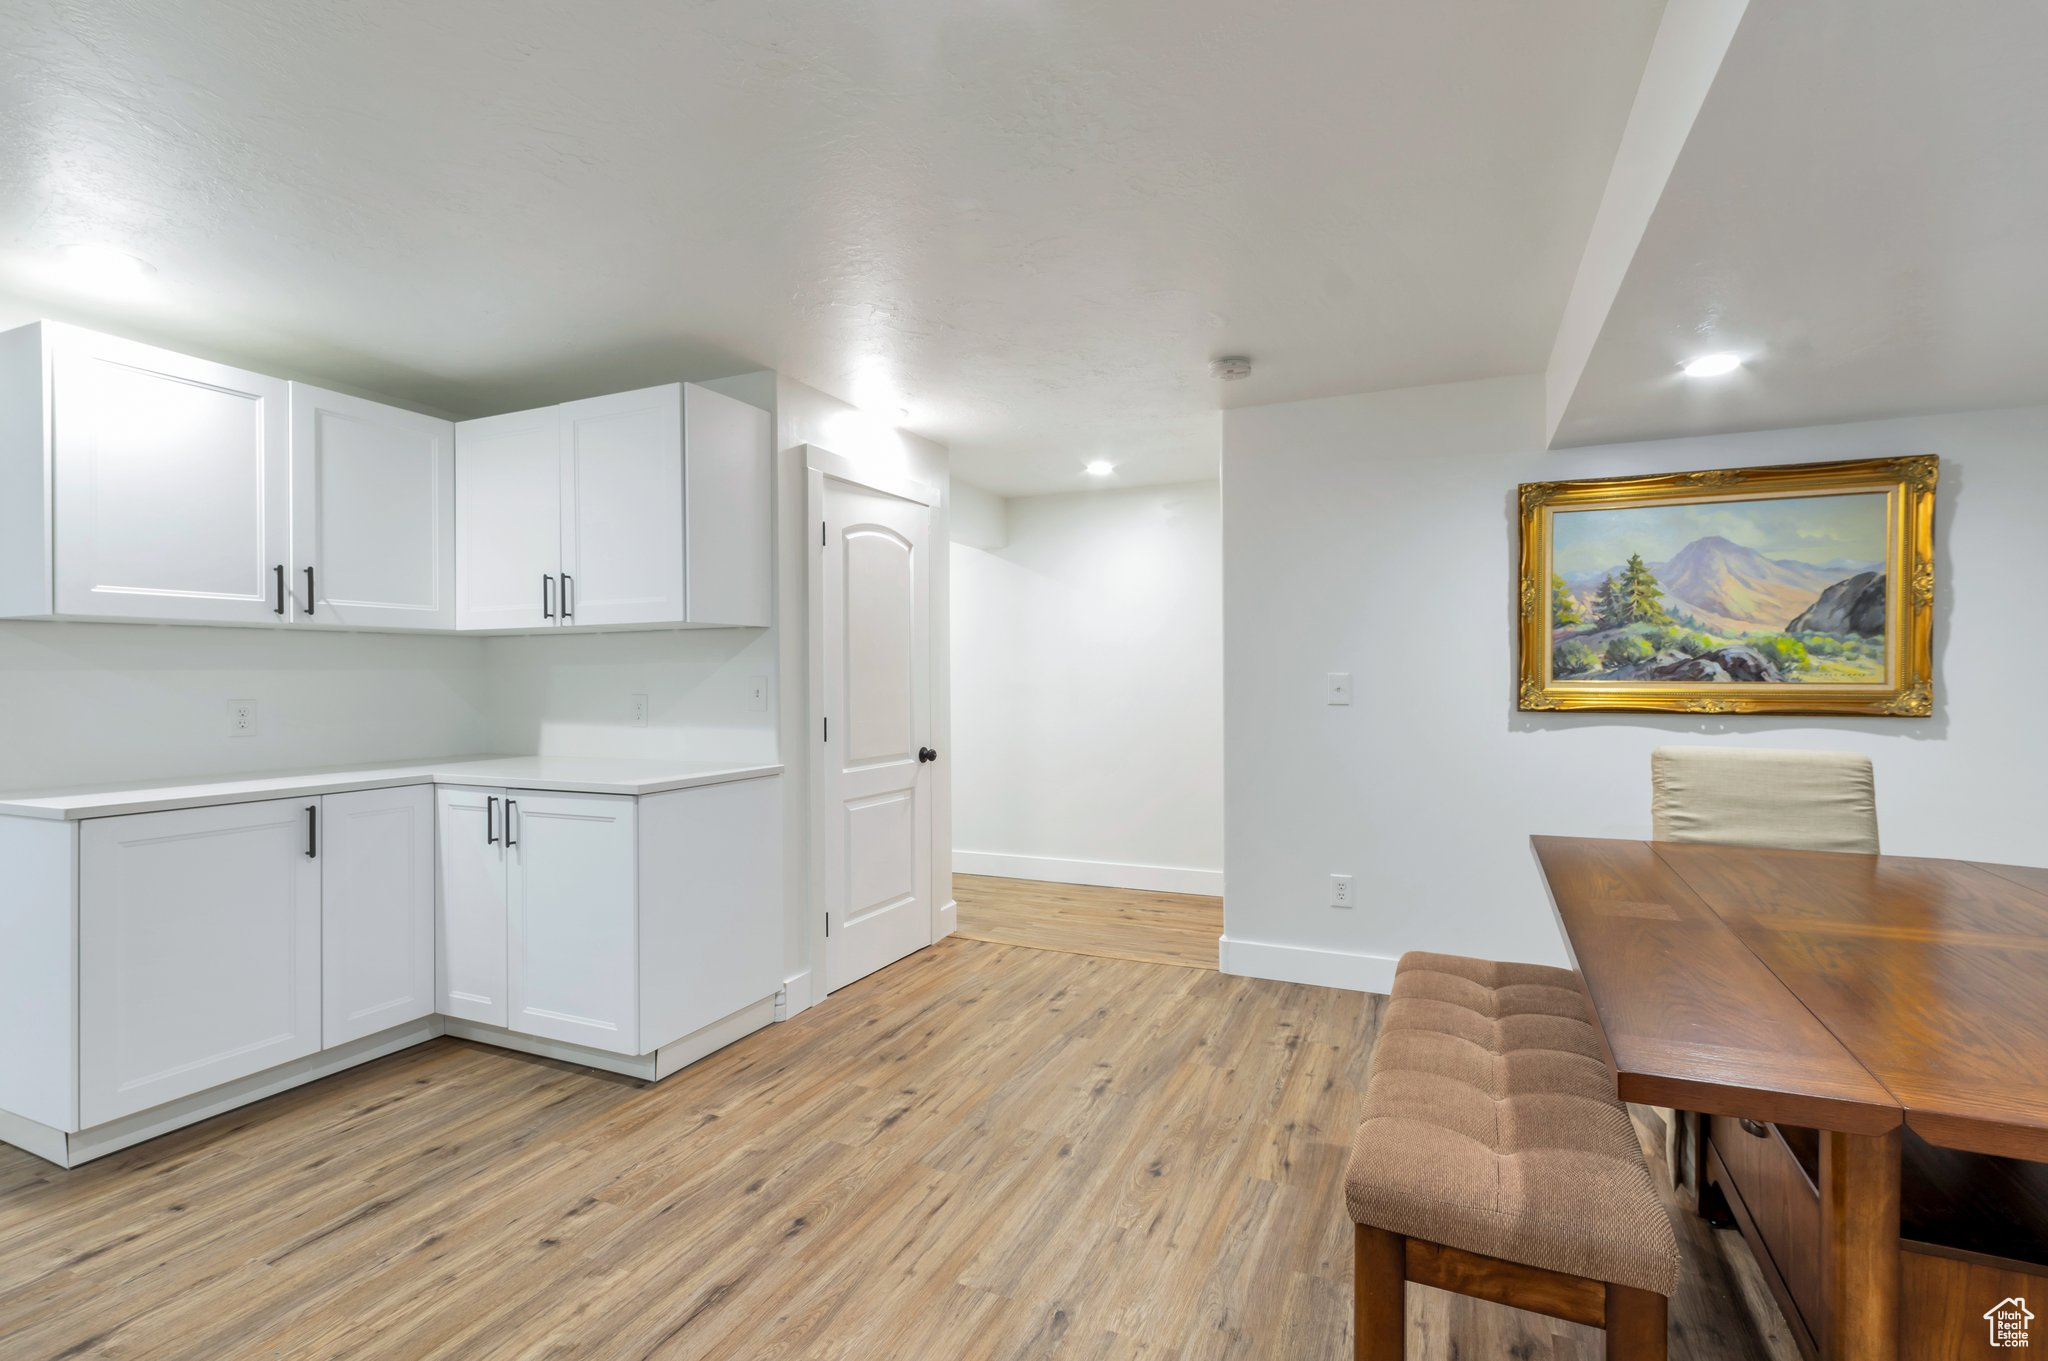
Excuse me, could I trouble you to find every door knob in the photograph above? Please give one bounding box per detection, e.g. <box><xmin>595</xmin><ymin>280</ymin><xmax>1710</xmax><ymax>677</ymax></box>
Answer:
<box><xmin>918</xmin><ymin>747</ymin><xmax>938</xmax><ymax>764</ymax></box>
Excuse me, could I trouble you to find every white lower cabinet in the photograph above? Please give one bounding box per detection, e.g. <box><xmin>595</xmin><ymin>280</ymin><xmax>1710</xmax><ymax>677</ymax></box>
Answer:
<box><xmin>436</xmin><ymin>785</ymin><xmax>510</xmax><ymax>1026</ymax></box>
<box><xmin>322</xmin><ymin>786</ymin><xmax>436</xmax><ymax>1046</ymax></box>
<box><xmin>507</xmin><ymin>792</ymin><xmax>640</xmax><ymax>1052</ymax></box>
<box><xmin>79</xmin><ymin>798</ymin><xmax>323</xmax><ymax>1127</ymax></box>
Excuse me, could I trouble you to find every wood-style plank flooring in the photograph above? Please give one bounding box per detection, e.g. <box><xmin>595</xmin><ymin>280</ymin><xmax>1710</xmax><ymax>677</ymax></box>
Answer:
<box><xmin>955</xmin><ymin>873</ymin><xmax>1223</xmax><ymax>970</ymax></box>
<box><xmin>0</xmin><ymin>921</ymin><xmax>1796</xmax><ymax>1358</ymax></box>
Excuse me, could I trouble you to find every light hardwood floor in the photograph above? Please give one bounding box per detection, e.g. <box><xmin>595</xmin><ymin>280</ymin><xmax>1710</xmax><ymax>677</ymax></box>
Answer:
<box><xmin>955</xmin><ymin>873</ymin><xmax>1224</xmax><ymax>970</ymax></box>
<box><xmin>0</xmin><ymin>923</ymin><xmax>1796</xmax><ymax>1358</ymax></box>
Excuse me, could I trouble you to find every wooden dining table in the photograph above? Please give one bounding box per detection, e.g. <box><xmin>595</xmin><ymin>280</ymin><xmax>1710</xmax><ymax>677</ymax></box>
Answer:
<box><xmin>1534</xmin><ymin>835</ymin><xmax>2048</xmax><ymax>1361</ymax></box>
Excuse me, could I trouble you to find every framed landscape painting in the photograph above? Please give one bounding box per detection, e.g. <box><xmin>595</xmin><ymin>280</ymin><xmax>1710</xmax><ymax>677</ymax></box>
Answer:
<box><xmin>1517</xmin><ymin>456</ymin><xmax>1937</xmax><ymax>716</ymax></box>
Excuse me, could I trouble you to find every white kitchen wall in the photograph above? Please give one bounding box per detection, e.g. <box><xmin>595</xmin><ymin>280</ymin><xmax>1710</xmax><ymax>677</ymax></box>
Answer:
<box><xmin>1222</xmin><ymin>374</ymin><xmax>2048</xmax><ymax>994</ymax></box>
<box><xmin>951</xmin><ymin>481</ymin><xmax>1223</xmax><ymax>894</ymax></box>
<box><xmin>0</xmin><ymin>621</ymin><xmax>491</xmax><ymax>790</ymax></box>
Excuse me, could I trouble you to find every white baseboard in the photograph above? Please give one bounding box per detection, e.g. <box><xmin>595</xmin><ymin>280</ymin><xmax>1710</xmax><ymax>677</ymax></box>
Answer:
<box><xmin>935</xmin><ymin>899</ymin><xmax>958</xmax><ymax>938</ymax></box>
<box><xmin>777</xmin><ymin>969</ymin><xmax>814</xmax><ymax>1021</ymax></box>
<box><xmin>17</xmin><ymin>1018</ymin><xmax>443</xmax><ymax>1168</ymax></box>
<box><xmin>443</xmin><ymin>995</ymin><xmax>775</xmax><ymax>1082</ymax></box>
<box><xmin>1219</xmin><ymin>935</ymin><xmax>1398</xmax><ymax>995</ymax></box>
<box><xmin>953</xmin><ymin>850</ymin><xmax>1223</xmax><ymax>897</ymax></box>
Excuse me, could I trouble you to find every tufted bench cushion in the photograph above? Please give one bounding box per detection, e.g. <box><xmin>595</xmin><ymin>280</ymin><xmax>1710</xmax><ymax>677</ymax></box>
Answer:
<box><xmin>1343</xmin><ymin>951</ymin><xmax>1680</xmax><ymax>1297</ymax></box>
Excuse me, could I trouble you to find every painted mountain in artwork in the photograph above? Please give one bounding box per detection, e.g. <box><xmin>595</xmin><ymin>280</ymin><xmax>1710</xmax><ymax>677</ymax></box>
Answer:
<box><xmin>1565</xmin><ymin>535</ymin><xmax>1878</xmax><ymax>634</ymax></box>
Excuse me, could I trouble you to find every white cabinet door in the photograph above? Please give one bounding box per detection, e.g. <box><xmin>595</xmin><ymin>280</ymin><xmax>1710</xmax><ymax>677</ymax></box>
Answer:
<box><xmin>638</xmin><ymin>775</ymin><xmax>782</xmax><ymax>1051</ymax></box>
<box><xmin>435</xmin><ymin>786</ymin><xmax>508</xmax><ymax>1026</ymax></box>
<box><xmin>51</xmin><ymin>327</ymin><xmax>291</xmax><ymax>624</ymax></box>
<box><xmin>455</xmin><ymin>406</ymin><xmax>563</xmax><ymax>630</ymax></box>
<box><xmin>683</xmin><ymin>383</ymin><xmax>773</xmax><ymax>627</ymax></box>
<box><xmin>322</xmin><ymin>785</ymin><xmax>435</xmax><ymax>1047</ymax></box>
<box><xmin>79</xmin><ymin>798</ymin><xmax>322</xmax><ymax>1127</ymax></box>
<box><xmin>506</xmin><ymin>791</ymin><xmax>639</xmax><ymax>1053</ymax></box>
<box><xmin>559</xmin><ymin>385</ymin><xmax>684</xmax><ymax>628</ymax></box>
<box><xmin>292</xmin><ymin>386</ymin><xmax>456</xmax><ymax>630</ymax></box>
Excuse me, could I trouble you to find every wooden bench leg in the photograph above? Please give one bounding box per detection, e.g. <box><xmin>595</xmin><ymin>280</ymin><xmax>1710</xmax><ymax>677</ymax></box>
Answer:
<box><xmin>1353</xmin><ymin>1224</ymin><xmax>1406</xmax><ymax>1360</ymax></box>
<box><xmin>1604</xmin><ymin>1283</ymin><xmax>1667</xmax><ymax>1361</ymax></box>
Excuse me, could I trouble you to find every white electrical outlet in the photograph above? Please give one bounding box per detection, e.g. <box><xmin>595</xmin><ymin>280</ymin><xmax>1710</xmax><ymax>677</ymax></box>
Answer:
<box><xmin>630</xmin><ymin>694</ymin><xmax>650</xmax><ymax>727</ymax></box>
<box><xmin>747</xmin><ymin>675</ymin><xmax>769</xmax><ymax>712</ymax></box>
<box><xmin>227</xmin><ymin>698</ymin><xmax>258</xmax><ymax>738</ymax></box>
<box><xmin>1330</xmin><ymin>873</ymin><xmax>1354</xmax><ymax>908</ymax></box>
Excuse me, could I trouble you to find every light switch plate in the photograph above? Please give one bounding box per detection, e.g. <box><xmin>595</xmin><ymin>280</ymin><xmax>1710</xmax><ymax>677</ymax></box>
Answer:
<box><xmin>1326</xmin><ymin>672</ymin><xmax>1353</xmax><ymax>705</ymax></box>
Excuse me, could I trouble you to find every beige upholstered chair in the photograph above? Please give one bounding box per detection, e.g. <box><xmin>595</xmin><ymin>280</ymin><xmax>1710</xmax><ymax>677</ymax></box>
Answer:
<box><xmin>1650</xmin><ymin>747</ymin><xmax>1879</xmax><ymax>855</ymax></box>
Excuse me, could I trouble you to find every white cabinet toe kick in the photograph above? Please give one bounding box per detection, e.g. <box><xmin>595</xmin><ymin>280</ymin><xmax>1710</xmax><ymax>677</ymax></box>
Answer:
<box><xmin>0</xmin><ymin>762</ymin><xmax>784</xmax><ymax>1168</ymax></box>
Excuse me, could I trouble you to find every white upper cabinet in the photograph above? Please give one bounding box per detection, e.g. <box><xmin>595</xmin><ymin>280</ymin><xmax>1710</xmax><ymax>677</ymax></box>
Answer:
<box><xmin>0</xmin><ymin>322</ymin><xmax>772</xmax><ymax>634</ymax></box>
<box><xmin>560</xmin><ymin>386</ymin><xmax>685</xmax><ymax>628</ymax></box>
<box><xmin>291</xmin><ymin>386</ymin><xmax>456</xmax><ymax>630</ymax></box>
<box><xmin>455</xmin><ymin>407</ymin><xmax>564</xmax><ymax>630</ymax></box>
<box><xmin>454</xmin><ymin>382</ymin><xmax>771</xmax><ymax>633</ymax></box>
<box><xmin>0</xmin><ymin>324</ymin><xmax>293</xmax><ymax>625</ymax></box>
<box><xmin>683</xmin><ymin>384</ymin><xmax>773</xmax><ymax>628</ymax></box>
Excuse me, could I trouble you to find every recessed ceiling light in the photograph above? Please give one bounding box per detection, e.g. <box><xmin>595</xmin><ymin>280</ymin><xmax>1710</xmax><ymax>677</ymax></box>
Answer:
<box><xmin>1681</xmin><ymin>352</ymin><xmax>1743</xmax><ymax>378</ymax></box>
<box><xmin>49</xmin><ymin>243</ymin><xmax>156</xmax><ymax>295</ymax></box>
<box><xmin>1085</xmin><ymin>460</ymin><xmax>1114</xmax><ymax>477</ymax></box>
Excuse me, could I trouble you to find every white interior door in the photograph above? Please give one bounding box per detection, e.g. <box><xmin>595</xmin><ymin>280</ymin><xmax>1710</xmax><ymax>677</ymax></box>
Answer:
<box><xmin>321</xmin><ymin>785</ymin><xmax>435</xmax><ymax>1047</ymax></box>
<box><xmin>506</xmin><ymin>791</ymin><xmax>639</xmax><ymax>1054</ymax></box>
<box><xmin>51</xmin><ymin>328</ymin><xmax>290</xmax><ymax>624</ymax></box>
<box><xmin>559</xmin><ymin>384</ymin><xmax>684</xmax><ymax>627</ymax></box>
<box><xmin>455</xmin><ymin>406</ymin><xmax>563</xmax><ymax>629</ymax></box>
<box><xmin>291</xmin><ymin>385</ymin><xmax>456</xmax><ymax>630</ymax></box>
<box><xmin>435</xmin><ymin>786</ymin><xmax>508</xmax><ymax>1026</ymax></box>
<box><xmin>79</xmin><ymin>798</ymin><xmax>322</xmax><ymax>1127</ymax></box>
<box><xmin>819</xmin><ymin>471</ymin><xmax>934</xmax><ymax>993</ymax></box>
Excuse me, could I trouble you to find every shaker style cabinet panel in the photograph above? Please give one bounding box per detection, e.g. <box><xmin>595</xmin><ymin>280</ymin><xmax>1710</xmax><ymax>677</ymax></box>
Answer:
<box><xmin>454</xmin><ymin>407</ymin><xmax>565</xmax><ymax>630</ymax></box>
<box><xmin>505</xmin><ymin>791</ymin><xmax>640</xmax><ymax>1053</ymax></box>
<box><xmin>50</xmin><ymin>327</ymin><xmax>292</xmax><ymax>625</ymax></box>
<box><xmin>559</xmin><ymin>386</ymin><xmax>685</xmax><ymax>628</ymax></box>
<box><xmin>435</xmin><ymin>785</ymin><xmax>509</xmax><ymax>1027</ymax></box>
<box><xmin>291</xmin><ymin>386</ymin><xmax>456</xmax><ymax>630</ymax></box>
<box><xmin>78</xmin><ymin>798</ymin><xmax>323</xmax><ymax>1127</ymax></box>
<box><xmin>321</xmin><ymin>785</ymin><xmax>436</xmax><ymax>1048</ymax></box>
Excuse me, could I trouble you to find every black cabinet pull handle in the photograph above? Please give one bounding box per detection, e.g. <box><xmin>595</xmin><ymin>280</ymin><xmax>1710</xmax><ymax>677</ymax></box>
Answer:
<box><xmin>304</xmin><ymin>565</ymin><xmax>316</xmax><ymax>617</ymax></box>
<box><xmin>1738</xmin><ymin>1118</ymin><xmax>1770</xmax><ymax>1139</ymax></box>
<box><xmin>274</xmin><ymin>564</ymin><xmax>286</xmax><ymax>616</ymax></box>
<box><xmin>543</xmin><ymin>574</ymin><xmax>555</xmax><ymax>620</ymax></box>
<box><xmin>506</xmin><ymin>799</ymin><xmax>518</xmax><ymax>847</ymax></box>
<box><xmin>918</xmin><ymin>747</ymin><xmax>939</xmax><ymax>764</ymax></box>
<box><xmin>305</xmin><ymin>805</ymin><xmax>318</xmax><ymax>859</ymax></box>
<box><xmin>562</xmin><ymin>573</ymin><xmax>574</xmax><ymax>620</ymax></box>
<box><xmin>487</xmin><ymin>795</ymin><xmax>499</xmax><ymax>845</ymax></box>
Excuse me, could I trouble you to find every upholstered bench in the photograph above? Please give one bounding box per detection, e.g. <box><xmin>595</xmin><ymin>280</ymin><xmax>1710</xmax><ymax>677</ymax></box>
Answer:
<box><xmin>1344</xmin><ymin>952</ymin><xmax>1680</xmax><ymax>1359</ymax></box>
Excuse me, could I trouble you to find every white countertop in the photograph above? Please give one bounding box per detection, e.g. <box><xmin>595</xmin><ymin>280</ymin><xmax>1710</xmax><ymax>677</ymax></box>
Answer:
<box><xmin>0</xmin><ymin>756</ymin><xmax>785</xmax><ymax>821</ymax></box>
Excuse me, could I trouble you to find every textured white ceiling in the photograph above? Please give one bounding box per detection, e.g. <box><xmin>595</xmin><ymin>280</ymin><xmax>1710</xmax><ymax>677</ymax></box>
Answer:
<box><xmin>0</xmin><ymin>0</ymin><xmax>1662</xmax><ymax>494</ymax></box>
<box><xmin>1550</xmin><ymin>2</ymin><xmax>2048</xmax><ymax>447</ymax></box>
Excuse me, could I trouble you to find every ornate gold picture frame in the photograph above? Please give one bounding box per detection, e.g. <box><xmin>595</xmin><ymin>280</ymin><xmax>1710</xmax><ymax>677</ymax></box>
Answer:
<box><xmin>1518</xmin><ymin>456</ymin><xmax>1936</xmax><ymax>716</ymax></box>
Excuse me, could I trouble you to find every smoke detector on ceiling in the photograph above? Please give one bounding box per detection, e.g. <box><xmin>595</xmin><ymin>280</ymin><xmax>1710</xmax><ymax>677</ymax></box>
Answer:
<box><xmin>1210</xmin><ymin>355</ymin><xmax>1253</xmax><ymax>381</ymax></box>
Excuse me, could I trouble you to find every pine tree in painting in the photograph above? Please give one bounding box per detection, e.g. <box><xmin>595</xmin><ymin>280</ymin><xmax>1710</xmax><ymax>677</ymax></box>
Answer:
<box><xmin>1618</xmin><ymin>553</ymin><xmax>1673</xmax><ymax>625</ymax></box>
<box><xmin>1594</xmin><ymin>574</ymin><xmax>1627</xmax><ymax>629</ymax></box>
